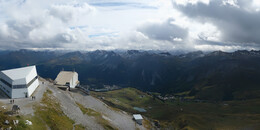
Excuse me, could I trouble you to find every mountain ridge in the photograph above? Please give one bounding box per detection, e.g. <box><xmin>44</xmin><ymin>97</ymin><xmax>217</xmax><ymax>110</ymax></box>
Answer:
<box><xmin>0</xmin><ymin>49</ymin><xmax>260</xmax><ymax>101</ymax></box>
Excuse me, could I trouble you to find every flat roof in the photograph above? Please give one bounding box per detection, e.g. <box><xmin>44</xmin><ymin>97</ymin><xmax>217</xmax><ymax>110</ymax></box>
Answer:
<box><xmin>1</xmin><ymin>66</ymin><xmax>35</xmax><ymax>80</ymax></box>
<box><xmin>55</xmin><ymin>71</ymin><xmax>78</xmax><ymax>85</ymax></box>
<box><xmin>133</xmin><ymin>114</ymin><xmax>143</xmax><ymax>120</ymax></box>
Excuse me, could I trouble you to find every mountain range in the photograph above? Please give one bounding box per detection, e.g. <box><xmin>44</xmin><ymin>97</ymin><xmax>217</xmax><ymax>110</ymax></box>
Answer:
<box><xmin>0</xmin><ymin>49</ymin><xmax>259</xmax><ymax>101</ymax></box>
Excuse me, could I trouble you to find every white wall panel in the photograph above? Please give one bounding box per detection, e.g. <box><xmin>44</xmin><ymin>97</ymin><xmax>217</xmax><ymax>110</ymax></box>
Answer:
<box><xmin>27</xmin><ymin>79</ymin><xmax>39</xmax><ymax>97</ymax></box>
<box><xmin>12</xmin><ymin>88</ymin><xmax>28</xmax><ymax>98</ymax></box>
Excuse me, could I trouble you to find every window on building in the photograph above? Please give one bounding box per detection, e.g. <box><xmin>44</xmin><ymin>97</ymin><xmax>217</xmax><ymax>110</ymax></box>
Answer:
<box><xmin>27</xmin><ymin>76</ymin><xmax>38</xmax><ymax>88</ymax></box>
<box><xmin>13</xmin><ymin>85</ymin><xmax>27</xmax><ymax>89</ymax></box>
<box><xmin>0</xmin><ymin>78</ymin><xmax>12</xmax><ymax>88</ymax></box>
<box><xmin>12</xmin><ymin>76</ymin><xmax>38</xmax><ymax>89</ymax></box>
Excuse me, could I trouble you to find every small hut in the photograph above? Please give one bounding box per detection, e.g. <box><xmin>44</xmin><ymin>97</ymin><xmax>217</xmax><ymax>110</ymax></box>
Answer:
<box><xmin>133</xmin><ymin>114</ymin><xmax>143</xmax><ymax>125</ymax></box>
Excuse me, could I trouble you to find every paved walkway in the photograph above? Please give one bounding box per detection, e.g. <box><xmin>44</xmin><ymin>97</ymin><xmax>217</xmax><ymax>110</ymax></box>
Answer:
<box><xmin>0</xmin><ymin>78</ymin><xmax>47</xmax><ymax>115</ymax></box>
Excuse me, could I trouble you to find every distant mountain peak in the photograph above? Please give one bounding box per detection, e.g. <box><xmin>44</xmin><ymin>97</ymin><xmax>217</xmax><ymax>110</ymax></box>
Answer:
<box><xmin>127</xmin><ymin>50</ymin><xmax>140</xmax><ymax>55</ymax></box>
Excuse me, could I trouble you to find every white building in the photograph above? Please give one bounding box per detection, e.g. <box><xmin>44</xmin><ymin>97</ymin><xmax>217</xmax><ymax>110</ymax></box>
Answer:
<box><xmin>133</xmin><ymin>114</ymin><xmax>143</xmax><ymax>125</ymax></box>
<box><xmin>55</xmin><ymin>71</ymin><xmax>79</xmax><ymax>89</ymax></box>
<box><xmin>0</xmin><ymin>66</ymin><xmax>39</xmax><ymax>98</ymax></box>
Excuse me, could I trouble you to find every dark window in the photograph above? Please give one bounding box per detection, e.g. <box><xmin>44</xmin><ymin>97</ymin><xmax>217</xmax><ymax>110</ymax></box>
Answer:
<box><xmin>13</xmin><ymin>85</ymin><xmax>27</xmax><ymax>89</ymax></box>
<box><xmin>12</xmin><ymin>76</ymin><xmax>38</xmax><ymax>89</ymax></box>
<box><xmin>0</xmin><ymin>78</ymin><xmax>12</xmax><ymax>88</ymax></box>
<box><xmin>26</xmin><ymin>76</ymin><xmax>38</xmax><ymax>88</ymax></box>
<box><xmin>65</xmin><ymin>82</ymin><xmax>70</xmax><ymax>86</ymax></box>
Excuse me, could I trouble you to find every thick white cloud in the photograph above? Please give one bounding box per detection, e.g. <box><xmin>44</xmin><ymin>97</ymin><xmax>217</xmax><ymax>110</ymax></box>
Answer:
<box><xmin>222</xmin><ymin>0</ymin><xmax>239</xmax><ymax>8</ymax></box>
<box><xmin>173</xmin><ymin>0</ymin><xmax>260</xmax><ymax>51</ymax></box>
<box><xmin>49</xmin><ymin>3</ymin><xmax>95</xmax><ymax>23</ymax></box>
<box><xmin>0</xmin><ymin>0</ymin><xmax>179</xmax><ymax>50</ymax></box>
<box><xmin>0</xmin><ymin>0</ymin><xmax>259</xmax><ymax>51</ymax></box>
<box><xmin>0</xmin><ymin>0</ymin><xmax>96</xmax><ymax>49</ymax></box>
<box><xmin>137</xmin><ymin>18</ymin><xmax>188</xmax><ymax>42</ymax></box>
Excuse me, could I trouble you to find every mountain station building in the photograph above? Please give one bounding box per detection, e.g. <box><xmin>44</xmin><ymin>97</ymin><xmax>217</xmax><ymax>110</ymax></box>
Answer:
<box><xmin>55</xmin><ymin>71</ymin><xmax>79</xmax><ymax>90</ymax></box>
<box><xmin>0</xmin><ymin>66</ymin><xmax>39</xmax><ymax>98</ymax></box>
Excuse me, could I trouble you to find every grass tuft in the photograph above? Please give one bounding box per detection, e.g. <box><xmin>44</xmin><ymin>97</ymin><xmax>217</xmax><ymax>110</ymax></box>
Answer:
<box><xmin>74</xmin><ymin>124</ymin><xmax>85</xmax><ymax>130</ymax></box>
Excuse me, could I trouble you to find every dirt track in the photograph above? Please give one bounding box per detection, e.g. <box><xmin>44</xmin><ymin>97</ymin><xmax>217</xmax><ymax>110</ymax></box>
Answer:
<box><xmin>69</xmin><ymin>89</ymin><xmax>146</xmax><ymax>130</ymax></box>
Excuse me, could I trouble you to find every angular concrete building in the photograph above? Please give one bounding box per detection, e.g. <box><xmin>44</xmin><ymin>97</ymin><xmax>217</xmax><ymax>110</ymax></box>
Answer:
<box><xmin>55</xmin><ymin>71</ymin><xmax>79</xmax><ymax>89</ymax></box>
<box><xmin>0</xmin><ymin>66</ymin><xmax>39</xmax><ymax>98</ymax></box>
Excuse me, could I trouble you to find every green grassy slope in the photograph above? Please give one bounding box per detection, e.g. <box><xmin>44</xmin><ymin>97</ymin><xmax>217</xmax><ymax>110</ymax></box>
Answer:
<box><xmin>91</xmin><ymin>88</ymin><xmax>260</xmax><ymax>129</ymax></box>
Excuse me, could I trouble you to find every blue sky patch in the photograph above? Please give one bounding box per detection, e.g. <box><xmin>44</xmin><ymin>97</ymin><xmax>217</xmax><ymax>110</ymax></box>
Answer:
<box><xmin>89</xmin><ymin>2</ymin><xmax>157</xmax><ymax>9</ymax></box>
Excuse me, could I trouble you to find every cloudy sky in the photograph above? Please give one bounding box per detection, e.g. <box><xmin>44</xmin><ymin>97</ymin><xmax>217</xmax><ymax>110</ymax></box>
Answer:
<box><xmin>0</xmin><ymin>0</ymin><xmax>260</xmax><ymax>51</ymax></box>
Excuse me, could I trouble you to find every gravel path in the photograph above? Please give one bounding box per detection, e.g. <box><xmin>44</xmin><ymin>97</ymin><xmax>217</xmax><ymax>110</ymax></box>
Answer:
<box><xmin>47</xmin><ymin>84</ymin><xmax>104</xmax><ymax>130</ymax></box>
<box><xmin>69</xmin><ymin>89</ymin><xmax>146</xmax><ymax>130</ymax></box>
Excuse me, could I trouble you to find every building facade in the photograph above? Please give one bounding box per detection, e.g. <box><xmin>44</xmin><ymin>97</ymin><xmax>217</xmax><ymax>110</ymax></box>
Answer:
<box><xmin>0</xmin><ymin>66</ymin><xmax>39</xmax><ymax>98</ymax></box>
<box><xmin>133</xmin><ymin>114</ymin><xmax>143</xmax><ymax>125</ymax></box>
<box><xmin>55</xmin><ymin>71</ymin><xmax>79</xmax><ymax>89</ymax></box>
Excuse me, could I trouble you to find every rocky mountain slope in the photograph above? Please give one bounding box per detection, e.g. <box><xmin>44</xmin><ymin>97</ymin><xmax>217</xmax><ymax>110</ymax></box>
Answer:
<box><xmin>0</xmin><ymin>49</ymin><xmax>260</xmax><ymax>101</ymax></box>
